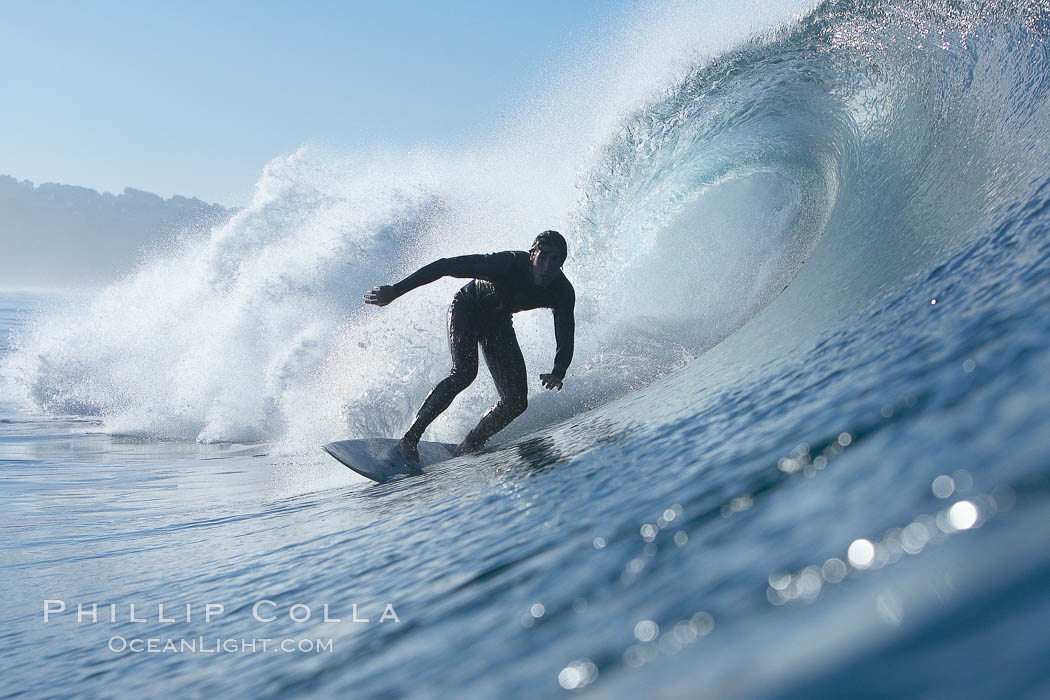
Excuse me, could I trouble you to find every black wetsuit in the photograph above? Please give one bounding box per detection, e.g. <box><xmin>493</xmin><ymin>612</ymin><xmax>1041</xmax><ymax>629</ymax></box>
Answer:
<box><xmin>391</xmin><ymin>251</ymin><xmax>575</xmax><ymax>449</ymax></box>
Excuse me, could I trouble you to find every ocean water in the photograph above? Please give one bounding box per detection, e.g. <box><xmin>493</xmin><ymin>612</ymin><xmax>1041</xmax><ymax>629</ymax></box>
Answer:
<box><xmin>3</xmin><ymin>0</ymin><xmax>1050</xmax><ymax>697</ymax></box>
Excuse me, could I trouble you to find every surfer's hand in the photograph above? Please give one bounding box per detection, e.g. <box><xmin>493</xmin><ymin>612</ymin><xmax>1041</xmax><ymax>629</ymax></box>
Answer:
<box><xmin>540</xmin><ymin>373</ymin><xmax>564</xmax><ymax>391</ymax></box>
<box><xmin>364</xmin><ymin>285</ymin><xmax>396</xmax><ymax>306</ymax></box>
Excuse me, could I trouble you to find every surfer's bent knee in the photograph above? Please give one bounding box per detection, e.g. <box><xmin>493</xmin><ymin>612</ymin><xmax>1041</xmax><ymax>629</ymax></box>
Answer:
<box><xmin>447</xmin><ymin>367</ymin><xmax>477</xmax><ymax>390</ymax></box>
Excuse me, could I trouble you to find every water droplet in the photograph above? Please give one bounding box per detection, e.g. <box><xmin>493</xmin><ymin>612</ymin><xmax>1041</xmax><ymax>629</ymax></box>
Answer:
<box><xmin>948</xmin><ymin>500</ymin><xmax>978</xmax><ymax>530</ymax></box>
<box><xmin>634</xmin><ymin>619</ymin><xmax>659</xmax><ymax>642</ymax></box>
<box><xmin>691</xmin><ymin>611</ymin><xmax>715</xmax><ymax>635</ymax></box>
<box><xmin>558</xmin><ymin>660</ymin><xmax>598</xmax><ymax>689</ymax></box>
<box><xmin>900</xmin><ymin>522</ymin><xmax>931</xmax><ymax>554</ymax></box>
<box><xmin>952</xmin><ymin>469</ymin><xmax>974</xmax><ymax>492</ymax></box>
<box><xmin>932</xmin><ymin>475</ymin><xmax>955</xmax><ymax>499</ymax></box>
<box><xmin>848</xmin><ymin>539</ymin><xmax>875</xmax><ymax>568</ymax></box>
<box><xmin>821</xmin><ymin>558</ymin><xmax>847</xmax><ymax>583</ymax></box>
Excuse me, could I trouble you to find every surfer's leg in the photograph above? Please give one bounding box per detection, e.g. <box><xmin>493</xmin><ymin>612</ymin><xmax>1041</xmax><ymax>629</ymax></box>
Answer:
<box><xmin>457</xmin><ymin>319</ymin><xmax>527</xmax><ymax>453</ymax></box>
<box><xmin>402</xmin><ymin>296</ymin><xmax>479</xmax><ymax>458</ymax></box>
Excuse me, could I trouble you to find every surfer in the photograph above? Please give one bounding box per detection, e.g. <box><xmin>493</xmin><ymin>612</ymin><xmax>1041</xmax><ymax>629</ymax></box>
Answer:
<box><xmin>364</xmin><ymin>230</ymin><xmax>575</xmax><ymax>462</ymax></box>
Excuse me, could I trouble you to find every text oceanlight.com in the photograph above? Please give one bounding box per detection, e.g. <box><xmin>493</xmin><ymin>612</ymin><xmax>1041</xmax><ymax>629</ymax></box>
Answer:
<box><xmin>108</xmin><ymin>637</ymin><xmax>334</xmax><ymax>654</ymax></box>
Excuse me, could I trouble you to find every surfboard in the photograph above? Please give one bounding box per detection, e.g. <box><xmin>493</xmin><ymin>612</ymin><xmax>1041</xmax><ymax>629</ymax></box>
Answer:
<box><xmin>322</xmin><ymin>438</ymin><xmax>456</xmax><ymax>484</ymax></box>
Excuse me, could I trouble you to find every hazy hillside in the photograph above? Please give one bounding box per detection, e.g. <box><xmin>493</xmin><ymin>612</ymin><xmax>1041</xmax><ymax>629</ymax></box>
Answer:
<box><xmin>0</xmin><ymin>175</ymin><xmax>231</xmax><ymax>288</ymax></box>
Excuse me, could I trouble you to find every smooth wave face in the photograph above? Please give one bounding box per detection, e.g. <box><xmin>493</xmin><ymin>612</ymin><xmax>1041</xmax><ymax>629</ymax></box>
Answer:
<box><xmin>3</xmin><ymin>0</ymin><xmax>1050</xmax><ymax>697</ymax></box>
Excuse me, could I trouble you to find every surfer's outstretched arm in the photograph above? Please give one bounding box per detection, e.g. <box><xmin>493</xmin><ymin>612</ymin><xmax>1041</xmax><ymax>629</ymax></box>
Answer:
<box><xmin>363</xmin><ymin>253</ymin><xmax>515</xmax><ymax>307</ymax></box>
<box><xmin>540</xmin><ymin>287</ymin><xmax>576</xmax><ymax>391</ymax></box>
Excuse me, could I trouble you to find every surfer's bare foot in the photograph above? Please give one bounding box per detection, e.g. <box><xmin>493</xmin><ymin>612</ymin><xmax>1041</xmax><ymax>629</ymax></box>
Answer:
<box><xmin>398</xmin><ymin>437</ymin><xmax>420</xmax><ymax>463</ymax></box>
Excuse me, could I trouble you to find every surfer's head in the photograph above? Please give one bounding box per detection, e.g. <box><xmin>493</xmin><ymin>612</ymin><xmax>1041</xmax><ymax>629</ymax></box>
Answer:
<box><xmin>530</xmin><ymin>230</ymin><xmax>567</xmax><ymax>287</ymax></box>
<box><xmin>531</xmin><ymin>230</ymin><xmax>568</xmax><ymax>263</ymax></box>
<box><xmin>525</xmin><ymin>232</ymin><xmax>567</xmax><ymax>287</ymax></box>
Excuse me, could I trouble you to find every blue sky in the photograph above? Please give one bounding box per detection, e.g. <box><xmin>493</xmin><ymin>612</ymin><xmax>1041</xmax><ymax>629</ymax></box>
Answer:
<box><xmin>0</xmin><ymin>0</ymin><xmax>637</xmax><ymax>206</ymax></box>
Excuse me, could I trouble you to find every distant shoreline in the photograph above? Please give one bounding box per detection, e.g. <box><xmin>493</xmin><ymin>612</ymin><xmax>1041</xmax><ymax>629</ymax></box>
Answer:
<box><xmin>0</xmin><ymin>175</ymin><xmax>233</xmax><ymax>288</ymax></box>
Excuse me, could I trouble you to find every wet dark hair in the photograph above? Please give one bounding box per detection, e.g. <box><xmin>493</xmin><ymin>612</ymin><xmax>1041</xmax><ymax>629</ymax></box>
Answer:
<box><xmin>530</xmin><ymin>230</ymin><xmax>568</xmax><ymax>264</ymax></box>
